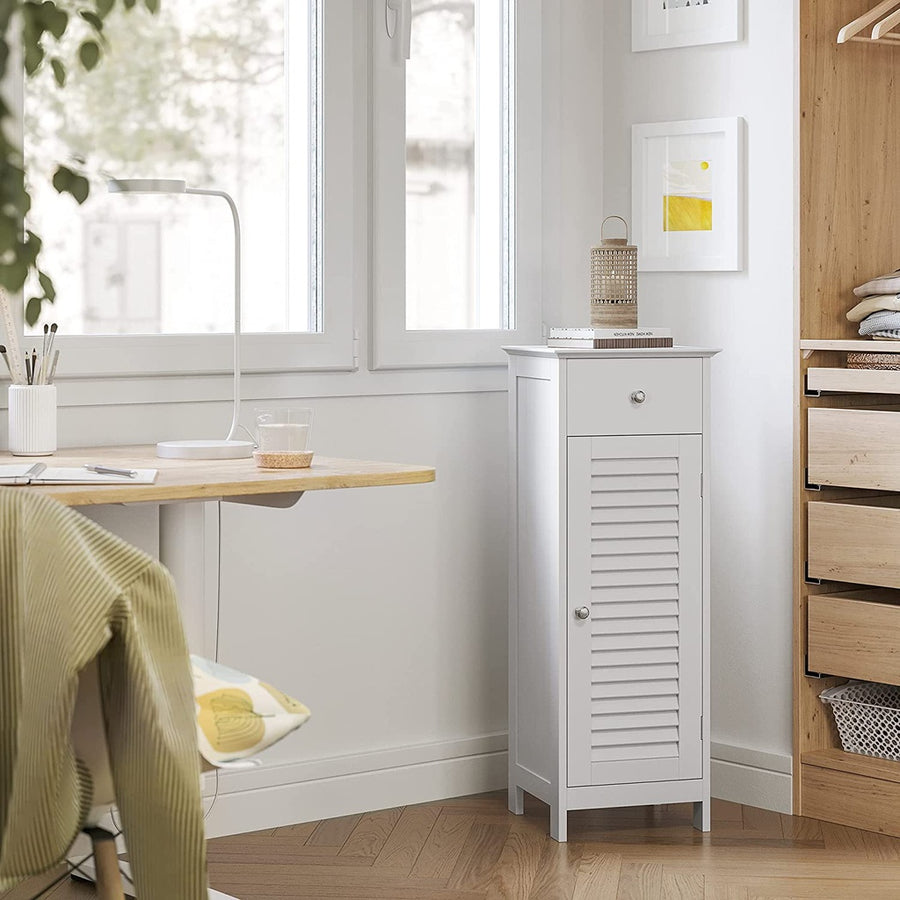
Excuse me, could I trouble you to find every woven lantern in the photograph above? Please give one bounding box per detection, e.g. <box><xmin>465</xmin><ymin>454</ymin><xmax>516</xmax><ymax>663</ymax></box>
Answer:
<box><xmin>590</xmin><ymin>216</ymin><xmax>638</xmax><ymax>328</ymax></box>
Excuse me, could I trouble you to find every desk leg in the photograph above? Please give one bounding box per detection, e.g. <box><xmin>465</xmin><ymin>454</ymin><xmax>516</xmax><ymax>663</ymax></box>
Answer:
<box><xmin>161</xmin><ymin>500</ymin><xmax>241</xmax><ymax>899</ymax></box>
<box><xmin>159</xmin><ymin>501</ymin><xmax>242</xmax><ymax>898</ymax></box>
<box><xmin>159</xmin><ymin>501</ymin><xmax>221</xmax><ymax>659</ymax></box>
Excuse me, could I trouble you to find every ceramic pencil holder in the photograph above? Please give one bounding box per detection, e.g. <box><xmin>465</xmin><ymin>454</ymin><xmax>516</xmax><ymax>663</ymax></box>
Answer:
<box><xmin>8</xmin><ymin>384</ymin><xmax>57</xmax><ymax>456</ymax></box>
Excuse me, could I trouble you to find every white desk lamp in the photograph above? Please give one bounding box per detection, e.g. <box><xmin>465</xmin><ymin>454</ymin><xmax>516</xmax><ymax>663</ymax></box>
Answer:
<box><xmin>108</xmin><ymin>178</ymin><xmax>254</xmax><ymax>459</ymax></box>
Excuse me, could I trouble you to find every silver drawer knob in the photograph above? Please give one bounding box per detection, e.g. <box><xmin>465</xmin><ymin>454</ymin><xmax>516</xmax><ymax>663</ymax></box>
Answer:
<box><xmin>631</xmin><ymin>390</ymin><xmax>646</xmax><ymax>404</ymax></box>
<box><xmin>574</xmin><ymin>607</ymin><xmax>590</xmax><ymax>620</ymax></box>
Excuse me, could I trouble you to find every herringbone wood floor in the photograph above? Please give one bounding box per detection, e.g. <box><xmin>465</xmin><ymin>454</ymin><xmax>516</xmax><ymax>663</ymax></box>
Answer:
<box><xmin>5</xmin><ymin>791</ymin><xmax>900</xmax><ymax>899</ymax></box>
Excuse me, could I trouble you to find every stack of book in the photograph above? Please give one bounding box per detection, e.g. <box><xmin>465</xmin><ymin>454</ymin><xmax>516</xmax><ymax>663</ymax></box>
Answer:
<box><xmin>547</xmin><ymin>326</ymin><xmax>673</xmax><ymax>349</ymax></box>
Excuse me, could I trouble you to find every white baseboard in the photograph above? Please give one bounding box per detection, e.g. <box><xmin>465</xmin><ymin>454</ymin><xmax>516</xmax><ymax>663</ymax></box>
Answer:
<box><xmin>200</xmin><ymin>733</ymin><xmax>795</xmax><ymax>838</ymax></box>
<box><xmin>202</xmin><ymin>733</ymin><xmax>509</xmax><ymax>838</ymax></box>
<box><xmin>711</xmin><ymin>741</ymin><xmax>793</xmax><ymax>814</ymax></box>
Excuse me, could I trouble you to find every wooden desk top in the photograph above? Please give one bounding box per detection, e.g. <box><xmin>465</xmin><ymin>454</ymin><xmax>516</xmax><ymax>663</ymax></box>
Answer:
<box><xmin>0</xmin><ymin>446</ymin><xmax>435</xmax><ymax>507</ymax></box>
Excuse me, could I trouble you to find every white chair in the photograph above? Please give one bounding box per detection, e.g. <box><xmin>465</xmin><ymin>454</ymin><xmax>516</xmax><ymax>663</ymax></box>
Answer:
<box><xmin>67</xmin><ymin>662</ymin><xmax>244</xmax><ymax>900</ymax></box>
<box><xmin>0</xmin><ymin>492</ymin><xmax>241</xmax><ymax>900</ymax></box>
<box><xmin>65</xmin><ymin>654</ymin><xmax>307</xmax><ymax>900</ymax></box>
<box><xmin>69</xmin><ymin>661</ymin><xmax>128</xmax><ymax>900</ymax></box>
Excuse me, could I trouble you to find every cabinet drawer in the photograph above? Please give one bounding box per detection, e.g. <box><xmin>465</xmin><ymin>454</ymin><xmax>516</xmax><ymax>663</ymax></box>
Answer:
<box><xmin>808</xmin><ymin>408</ymin><xmax>900</xmax><ymax>491</ymax></box>
<box><xmin>808</xmin><ymin>497</ymin><xmax>900</xmax><ymax>589</ymax></box>
<box><xmin>809</xmin><ymin>591</ymin><xmax>900</xmax><ymax>684</ymax></box>
<box><xmin>566</xmin><ymin>358</ymin><xmax>702</xmax><ymax>436</ymax></box>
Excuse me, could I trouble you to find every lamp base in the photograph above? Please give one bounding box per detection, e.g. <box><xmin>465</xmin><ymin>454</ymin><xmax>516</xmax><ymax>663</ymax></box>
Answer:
<box><xmin>157</xmin><ymin>439</ymin><xmax>254</xmax><ymax>460</ymax></box>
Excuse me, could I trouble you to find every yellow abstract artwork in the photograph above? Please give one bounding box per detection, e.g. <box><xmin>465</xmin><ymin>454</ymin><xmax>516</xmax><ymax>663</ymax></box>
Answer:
<box><xmin>662</xmin><ymin>159</ymin><xmax>713</xmax><ymax>232</ymax></box>
<box><xmin>663</xmin><ymin>195</ymin><xmax>713</xmax><ymax>231</ymax></box>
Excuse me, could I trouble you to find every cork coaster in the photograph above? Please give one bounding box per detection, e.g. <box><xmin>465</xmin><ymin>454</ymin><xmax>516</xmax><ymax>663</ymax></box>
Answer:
<box><xmin>253</xmin><ymin>450</ymin><xmax>314</xmax><ymax>469</ymax></box>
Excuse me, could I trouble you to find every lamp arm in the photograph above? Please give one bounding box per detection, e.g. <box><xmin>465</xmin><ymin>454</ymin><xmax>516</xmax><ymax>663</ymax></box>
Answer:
<box><xmin>187</xmin><ymin>188</ymin><xmax>242</xmax><ymax>442</ymax></box>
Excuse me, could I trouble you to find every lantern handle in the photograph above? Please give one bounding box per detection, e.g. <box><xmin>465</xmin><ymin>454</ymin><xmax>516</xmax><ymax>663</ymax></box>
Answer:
<box><xmin>600</xmin><ymin>215</ymin><xmax>630</xmax><ymax>243</ymax></box>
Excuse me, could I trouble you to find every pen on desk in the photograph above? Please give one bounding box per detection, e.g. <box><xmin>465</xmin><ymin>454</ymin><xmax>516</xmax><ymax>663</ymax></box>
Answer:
<box><xmin>84</xmin><ymin>464</ymin><xmax>138</xmax><ymax>478</ymax></box>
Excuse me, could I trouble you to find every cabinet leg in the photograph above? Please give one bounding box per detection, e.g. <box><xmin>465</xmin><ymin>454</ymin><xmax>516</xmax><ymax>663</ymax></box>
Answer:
<box><xmin>692</xmin><ymin>799</ymin><xmax>710</xmax><ymax>832</ymax></box>
<box><xmin>549</xmin><ymin>804</ymin><xmax>567</xmax><ymax>843</ymax></box>
<box><xmin>508</xmin><ymin>784</ymin><xmax>525</xmax><ymax>815</ymax></box>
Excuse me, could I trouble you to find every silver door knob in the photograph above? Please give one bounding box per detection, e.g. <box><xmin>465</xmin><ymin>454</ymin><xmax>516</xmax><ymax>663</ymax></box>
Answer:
<box><xmin>631</xmin><ymin>390</ymin><xmax>646</xmax><ymax>404</ymax></box>
<box><xmin>574</xmin><ymin>607</ymin><xmax>590</xmax><ymax>620</ymax></box>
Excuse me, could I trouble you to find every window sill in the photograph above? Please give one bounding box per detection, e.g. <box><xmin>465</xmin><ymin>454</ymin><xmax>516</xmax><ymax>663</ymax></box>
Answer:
<box><xmin>21</xmin><ymin>363</ymin><xmax>509</xmax><ymax>410</ymax></box>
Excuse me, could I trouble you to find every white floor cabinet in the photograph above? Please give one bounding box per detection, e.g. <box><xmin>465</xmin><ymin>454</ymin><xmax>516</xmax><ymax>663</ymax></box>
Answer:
<box><xmin>505</xmin><ymin>346</ymin><xmax>717</xmax><ymax>841</ymax></box>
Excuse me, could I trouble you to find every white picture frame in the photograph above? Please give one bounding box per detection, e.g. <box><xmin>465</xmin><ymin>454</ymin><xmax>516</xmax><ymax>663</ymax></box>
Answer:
<box><xmin>632</xmin><ymin>0</ymin><xmax>743</xmax><ymax>52</ymax></box>
<box><xmin>632</xmin><ymin>117</ymin><xmax>744</xmax><ymax>272</ymax></box>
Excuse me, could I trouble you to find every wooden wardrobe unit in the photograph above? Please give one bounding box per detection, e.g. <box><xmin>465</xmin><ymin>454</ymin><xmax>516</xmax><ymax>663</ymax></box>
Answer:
<box><xmin>796</xmin><ymin>1</ymin><xmax>900</xmax><ymax>833</ymax></box>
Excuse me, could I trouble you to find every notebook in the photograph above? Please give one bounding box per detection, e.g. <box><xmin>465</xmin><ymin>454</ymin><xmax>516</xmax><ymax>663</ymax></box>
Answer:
<box><xmin>0</xmin><ymin>464</ymin><xmax>158</xmax><ymax>485</ymax></box>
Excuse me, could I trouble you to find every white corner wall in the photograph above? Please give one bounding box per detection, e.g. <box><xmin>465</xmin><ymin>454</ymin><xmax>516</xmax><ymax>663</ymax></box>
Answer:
<box><xmin>540</xmin><ymin>0</ymin><xmax>606</xmax><ymax>326</ymax></box>
<box><xmin>52</xmin><ymin>0</ymin><xmax>797</xmax><ymax>831</ymax></box>
<box><xmin>596</xmin><ymin>0</ymin><xmax>797</xmax><ymax>812</ymax></box>
<box><xmin>63</xmin><ymin>1</ymin><xmax>609</xmax><ymax>837</ymax></box>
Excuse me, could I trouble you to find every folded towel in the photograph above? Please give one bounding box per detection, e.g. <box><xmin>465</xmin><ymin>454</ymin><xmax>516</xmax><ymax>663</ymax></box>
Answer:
<box><xmin>854</xmin><ymin>270</ymin><xmax>900</xmax><ymax>297</ymax></box>
<box><xmin>847</xmin><ymin>294</ymin><xmax>900</xmax><ymax>322</ymax></box>
<box><xmin>859</xmin><ymin>309</ymin><xmax>900</xmax><ymax>335</ymax></box>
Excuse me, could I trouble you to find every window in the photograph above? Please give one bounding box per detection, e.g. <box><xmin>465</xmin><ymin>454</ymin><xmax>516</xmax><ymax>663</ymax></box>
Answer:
<box><xmin>17</xmin><ymin>0</ymin><xmax>534</xmax><ymax>379</ymax></box>
<box><xmin>372</xmin><ymin>0</ymin><xmax>539</xmax><ymax>368</ymax></box>
<box><xmin>405</xmin><ymin>1</ymin><xmax>503</xmax><ymax>331</ymax></box>
<box><xmin>20</xmin><ymin>0</ymin><xmax>355</xmax><ymax>376</ymax></box>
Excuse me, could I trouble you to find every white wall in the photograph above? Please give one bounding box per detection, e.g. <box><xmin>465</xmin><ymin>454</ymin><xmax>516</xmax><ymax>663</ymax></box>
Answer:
<box><xmin>61</xmin><ymin>389</ymin><xmax>512</xmax><ymax>834</ymax></box>
<box><xmin>541</xmin><ymin>0</ymin><xmax>605</xmax><ymax>327</ymax></box>
<box><xmin>218</xmin><ymin>393</ymin><xmax>508</xmax><ymax>757</ymax></box>
<box><xmin>597</xmin><ymin>0</ymin><xmax>796</xmax><ymax>811</ymax></box>
<box><xmin>30</xmin><ymin>0</ymin><xmax>800</xmax><ymax>830</ymax></box>
<box><xmin>38</xmin><ymin>0</ymin><xmax>609</xmax><ymax>835</ymax></box>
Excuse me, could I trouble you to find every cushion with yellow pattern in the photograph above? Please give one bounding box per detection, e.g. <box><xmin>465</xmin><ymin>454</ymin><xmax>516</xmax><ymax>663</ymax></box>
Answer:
<box><xmin>191</xmin><ymin>655</ymin><xmax>311</xmax><ymax>766</ymax></box>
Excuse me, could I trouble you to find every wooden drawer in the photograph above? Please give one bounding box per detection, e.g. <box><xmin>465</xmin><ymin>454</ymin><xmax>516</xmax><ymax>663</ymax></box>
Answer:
<box><xmin>808</xmin><ymin>408</ymin><xmax>900</xmax><ymax>491</ymax></box>
<box><xmin>809</xmin><ymin>590</ymin><xmax>900</xmax><ymax>684</ymax></box>
<box><xmin>801</xmin><ymin>761</ymin><xmax>900</xmax><ymax>838</ymax></box>
<box><xmin>566</xmin><ymin>358</ymin><xmax>702</xmax><ymax>436</ymax></box>
<box><xmin>807</xmin><ymin>367</ymin><xmax>900</xmax><ymax>395</ymax></box>
<box><xmin>808</xmin><ymin>497</ymin><xmax>900</xmax><ymax>589</ymax></box>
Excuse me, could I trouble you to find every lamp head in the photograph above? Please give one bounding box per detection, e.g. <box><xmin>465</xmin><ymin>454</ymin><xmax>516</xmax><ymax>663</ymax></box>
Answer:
<box><xmin>108</xmin><ymin>178</ymin><xmax>187</xmax><ymax>195</ymax></box>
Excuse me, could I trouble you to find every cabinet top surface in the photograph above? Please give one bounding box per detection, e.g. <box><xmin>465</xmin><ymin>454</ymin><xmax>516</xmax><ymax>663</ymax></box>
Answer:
<box><xmin>503</xmin><ymin>345</ymin><xmax>721</xmax><ymax>359</ymax></box>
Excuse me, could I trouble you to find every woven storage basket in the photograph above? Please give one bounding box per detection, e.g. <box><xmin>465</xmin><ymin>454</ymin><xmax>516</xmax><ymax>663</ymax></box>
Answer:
<box><xmin>820</xmin><ymin>681</ymin><xmax>900</xmax><ymax>761</ymax></box>
<box><xmin>590</xmin><ymin>216</ymin><xmax>637</xmax><ymax>328</ymax></box>
<box><xmin>847</xmin><ymin>351</ymin><xmax>900</xmax><ymax>370</ymax></box>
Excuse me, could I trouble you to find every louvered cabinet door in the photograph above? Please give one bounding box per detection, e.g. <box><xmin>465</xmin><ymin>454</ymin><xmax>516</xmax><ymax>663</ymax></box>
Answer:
<box><xmin>567</xmin><ymin>434</ymin><xmax>703</xmax><ymax>788</ymax></box>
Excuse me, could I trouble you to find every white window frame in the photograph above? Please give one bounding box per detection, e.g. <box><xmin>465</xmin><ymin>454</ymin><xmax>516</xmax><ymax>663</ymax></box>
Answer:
<box><xmin>370</xmin><ymin>0</ymin><xmax>542</xmax><ymax>369</ymax></box>
<box><xmin>16</xmin><ymin>0</ymin><xmax>356</xmax><ymax>379</ymax></box>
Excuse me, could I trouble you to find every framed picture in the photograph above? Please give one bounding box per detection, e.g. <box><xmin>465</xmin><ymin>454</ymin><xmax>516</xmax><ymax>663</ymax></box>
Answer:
<box><xmin>632</xmin><ymin>117</ymin><xmax>744</xmax><ymax>272</ymax></box>
<box><xmin>632</xmin><ymin>0</ymin><xmax>743</xmax><ymax>52</ymax></box>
